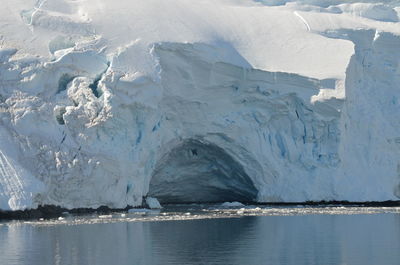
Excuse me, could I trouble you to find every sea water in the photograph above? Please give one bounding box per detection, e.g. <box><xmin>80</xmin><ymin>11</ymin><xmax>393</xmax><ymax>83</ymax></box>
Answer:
<box><xmin>1</xmin><ymin>205</ymin><xmax>400</xmax><ymax>265</ymax></box>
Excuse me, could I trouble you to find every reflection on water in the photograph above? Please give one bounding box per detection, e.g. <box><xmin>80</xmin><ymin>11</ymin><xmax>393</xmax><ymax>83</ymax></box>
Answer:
<box><xmin>1</xmin><ymin>209</ymin><xmax>400</xmax><ymax>265</ymax></box>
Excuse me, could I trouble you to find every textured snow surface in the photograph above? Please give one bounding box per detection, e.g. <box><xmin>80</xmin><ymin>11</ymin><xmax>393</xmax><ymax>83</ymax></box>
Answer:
<box><xmin>0</xmin><ymin>0</ymin><xmax>400</xmax><ymax>210</ymax></box>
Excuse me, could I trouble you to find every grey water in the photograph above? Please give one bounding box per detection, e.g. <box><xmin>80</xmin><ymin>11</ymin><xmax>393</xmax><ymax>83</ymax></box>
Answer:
<box><xmin>1</xmin><ymin>206</ymin><xmax>400</xmax><ymax>265</ymax></box>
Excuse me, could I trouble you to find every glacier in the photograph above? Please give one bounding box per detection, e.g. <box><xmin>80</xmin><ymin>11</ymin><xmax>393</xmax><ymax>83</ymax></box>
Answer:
<box><xmin>0</xmin><ymin>0</ymin><xmax>399</xmax><ymax>211</ymax></box>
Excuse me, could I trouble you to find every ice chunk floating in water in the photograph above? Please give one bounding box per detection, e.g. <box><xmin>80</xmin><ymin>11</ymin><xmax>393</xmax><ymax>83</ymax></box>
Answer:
<box><xmin>148</xmin><ymin>139</ymin><xmax>258</xmax><ymax>203</ymax></box>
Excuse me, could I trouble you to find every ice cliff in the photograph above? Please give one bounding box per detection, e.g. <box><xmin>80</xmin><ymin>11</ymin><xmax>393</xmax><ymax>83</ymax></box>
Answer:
<box><xmin>0</xmin><ymin>0</ymin><xmax>399</xmax><ymax>210</ymax></box>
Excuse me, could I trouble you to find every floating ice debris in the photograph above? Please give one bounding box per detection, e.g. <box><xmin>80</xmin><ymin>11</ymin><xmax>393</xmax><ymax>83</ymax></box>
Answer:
<box><xmin>221</xmin><ymin>202</ymin><xmax>245</xmax><ymax>208</ymax></box>
<box><xmin>146</xmin><ymin>197</ymin><xmax>162</xmax><ymax>209</ymax></box>
<box><xmin>98</xmin><ymin>215</ymin><xmax>112</xmax><ymax>218</ymax></box>
<box><xmin>128</xmin><ymin>209</ymin><xmax>152</xmax><ymax>214</ymax></box>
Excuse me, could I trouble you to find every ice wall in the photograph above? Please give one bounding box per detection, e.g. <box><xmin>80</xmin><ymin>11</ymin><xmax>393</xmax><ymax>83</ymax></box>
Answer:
<box><xmin>332</xmin><ymin>30</ymin><xmax>400</xmax><ymax>201</ymax></box>
<box><xmin>0</xmin><ymin>0</ymin><xmax>399</xmax><ymax>210</ymax></box>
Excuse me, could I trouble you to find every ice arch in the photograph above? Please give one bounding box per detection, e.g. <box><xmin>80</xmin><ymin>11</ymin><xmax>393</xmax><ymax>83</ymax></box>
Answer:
<box><xmin>148</xmin><ymin>139</ymin><xmax>258</xmax><ymax>203</ymax></box>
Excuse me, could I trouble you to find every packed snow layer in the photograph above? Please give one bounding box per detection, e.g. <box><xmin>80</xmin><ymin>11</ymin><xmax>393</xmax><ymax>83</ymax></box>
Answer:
<box><xmin>0</xmin><ymin>0</ymin><xmax>399</xmax><ymax>210</ymax></box>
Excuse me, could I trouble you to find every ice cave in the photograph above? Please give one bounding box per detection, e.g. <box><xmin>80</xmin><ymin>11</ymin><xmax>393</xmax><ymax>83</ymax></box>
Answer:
<box><xmin>148</xmin><ymin>139</ymin><xmax>258</xmax><ymax>203</ymax></box>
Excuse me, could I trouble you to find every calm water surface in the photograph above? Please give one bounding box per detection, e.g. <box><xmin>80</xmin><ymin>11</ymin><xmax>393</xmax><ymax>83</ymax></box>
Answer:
<box><xmin>1</xmin><ymin>205</ymin><xmax>400</xmax><ymax>265</ymax></box>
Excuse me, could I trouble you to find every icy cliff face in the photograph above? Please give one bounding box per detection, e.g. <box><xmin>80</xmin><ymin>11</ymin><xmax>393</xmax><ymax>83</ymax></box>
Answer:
<box><xmin>0</xmin><ymin>0</ymin><xmax>399</xmax><ymax>210</ymax></box>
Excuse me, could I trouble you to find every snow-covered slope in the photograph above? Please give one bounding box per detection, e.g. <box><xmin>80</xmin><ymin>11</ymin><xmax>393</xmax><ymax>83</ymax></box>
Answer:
<box><xmin>0</xmin><ymin>0</ymin><xmax>399</xmax><ymax>210</ymax></box>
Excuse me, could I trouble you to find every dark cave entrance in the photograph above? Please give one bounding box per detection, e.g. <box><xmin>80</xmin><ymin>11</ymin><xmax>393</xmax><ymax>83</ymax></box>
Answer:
<box><xmin>148</xmin><ymin>139</ymin><xmax>258</xmax><ymax>203</ymax></box>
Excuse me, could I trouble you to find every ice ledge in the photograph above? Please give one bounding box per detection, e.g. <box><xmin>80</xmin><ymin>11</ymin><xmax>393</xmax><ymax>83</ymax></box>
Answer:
<box><xmin>0</xmin><ymin>24</ymin><xmax>399</xmax><ymax>210</ymax></box>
